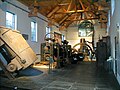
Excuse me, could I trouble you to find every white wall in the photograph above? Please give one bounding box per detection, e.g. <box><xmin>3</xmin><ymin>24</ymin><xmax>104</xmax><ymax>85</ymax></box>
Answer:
<box><xmin>65</xmin><ymin>22</ymin><xmax>106</xmax><ymax>49</ymax></box>
<box><xmin>52</xmin><ymin>25</ymin><xmax>61</xmax><ymax>34</ymax></box>
<box><xmin>109</xmin><ymin>0</ymin><xmax>120</xmax><ymax>84</ymax></box>
<box><xmin>94</xmin><ymin>21</ymin><xmax>107</xmax><ymax>47</ymax></box>
<box><xmin>66</xmin><ymin>26</ymin><xmax>91</xmax><ymax>48</ymax></box>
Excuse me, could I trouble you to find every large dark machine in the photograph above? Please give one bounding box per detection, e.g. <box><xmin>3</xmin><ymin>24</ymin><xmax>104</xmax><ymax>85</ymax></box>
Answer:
<box><xmin>96</xmin><ymin>36</ymin><xmax>111</xmax><ymax>67</ymax></box>
<box><xmin>41</xmin><ymin>32</ymin><xmax>72</xmax><ymax>68</ymax></box>
<box><xmin>71</xmin><ymin>38</ymin><xmax>94</xmax><ymax>64</ymax></box>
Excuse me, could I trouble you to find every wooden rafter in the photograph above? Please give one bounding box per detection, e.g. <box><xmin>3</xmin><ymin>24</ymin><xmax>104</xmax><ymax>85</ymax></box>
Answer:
<box><xmin>65</xmin><ymin>17</ymin><xmax>98</xmax><ymax>22</ymax></box>
<box><xmin>59</xmin><ymin>13</ymin><xmax>72</xmax><ymax>25</ymax></box>
<box><xmin>67</xmin><ymin>0</ymin><xmax>73</xmax><ymax>11</ymax></box>
<box><xmin>55</xmin><ymin>10</ymin><xmax>85</xmax><ymax>14</ymax></box>
<box><xmin>47</xmin><ymin>6</ymin><xmax>60</xmax><ymax>18</ymax></box>
<box><xmin>79</xmin><ymin>0</ymin><xmax>88</xmax><ymax>18</ymax></box>
<box><xmin>65</xmin><ymin>21</ymin><xmax>74</xmax><ymax>28</ymax></box>
<box><xmin>17</xmin><ymin>0</ymin><xmax>110</xmax><ymax>29</ymax></box>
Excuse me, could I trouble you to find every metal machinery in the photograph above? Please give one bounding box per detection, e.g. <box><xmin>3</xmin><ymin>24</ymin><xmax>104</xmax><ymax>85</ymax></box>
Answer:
<box><xmin>59</xmin><ymin>40</ymin><xmax>71</xmax><ymax>67</ymax></box>
<box><xmin>41</xmin><ymin>33</ymin><xmax>72</xmax><ymax>68</ymax></box>
<box><xmin>0</xmin><ymin>26</ymin><xmax>37</xmax><ymax>78</ymax></box>
<box><xmin>41</xmin><ymin>33</ymin><xmax>54</xmax><ymax>65</ymax></box>
<box><xmin>96</xmin><ymin>36</ymin><xmax>111</xmax><ymax>67</ymax></box>
<box><xmin>71</xmin><ymin>38</ymin><xmax>94</xmax><ymax>64</ymax></box>
<box><xmin>41</xmin><ymin>39</ymin><xmax>54</xmax><ymax>63</ymax></box>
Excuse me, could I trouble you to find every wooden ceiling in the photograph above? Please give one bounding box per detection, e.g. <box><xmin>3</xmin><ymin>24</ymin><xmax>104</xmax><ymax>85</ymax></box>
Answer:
<box><xmin>17</xmin><ymin>0</ymin><xmax>110</xmax><ymax>30</ymax></box>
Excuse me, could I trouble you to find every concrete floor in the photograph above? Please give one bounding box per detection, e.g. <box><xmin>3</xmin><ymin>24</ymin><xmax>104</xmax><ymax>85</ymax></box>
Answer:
<box><xmin>0</xmin><ymin>61</ymin><xmax>120</xmax><ymax>90</ymax></box>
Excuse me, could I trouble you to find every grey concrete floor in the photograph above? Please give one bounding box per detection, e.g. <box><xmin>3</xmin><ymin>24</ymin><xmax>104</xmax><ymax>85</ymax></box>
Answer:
<box><xmin>0</xmin><ymin>61</ymin><xmax>120</xmax><ymax>90</ymax></box>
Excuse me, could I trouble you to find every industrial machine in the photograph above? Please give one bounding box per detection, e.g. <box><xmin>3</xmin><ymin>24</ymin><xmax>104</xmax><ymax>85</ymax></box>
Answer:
<box><xmin>41</xmin><ymin>32</ymin><xmax>72</xmax><ymax>68</ymax></box>
<box><xmin>0</xmin><ymin>26</ymin><xmax>37</xmax><ymax>76</ymax></box>
<box><xmin>59</xmin><ymin>40</ymin><xmax>71</xmax><ymax>66</ymax></box>
<box><xmin>96</xmin><ymin>36</ymin><xmax>111</xmax><ymax>67</ymax></box>
<box><xmin>71</xmin><ymin>38</ymin><xmax>94</xmax><ymax>64</ymax></box>
<box><xmin>41</xmin><ymin>32</ymin><xmax>54</xmax><ymax>63</ymax></box>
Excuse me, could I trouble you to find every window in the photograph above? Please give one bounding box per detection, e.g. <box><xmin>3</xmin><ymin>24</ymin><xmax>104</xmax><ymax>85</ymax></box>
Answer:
<box><xmin>107</xmin><ymin>10</ymin><xmax>110</xmax><ymax>33</ymax></box>
<box><xmin>31</xmin><ymin>21</ymin><xmax>37</xmax><ymax>42</ymax></box>
<box><xmin>78</xmin><ymin>20</ymin><xmax>94</xmax><ymax>37</ymax></box>
<box><xmin>46</xmin><ymin>26</ymin><xmax>52</xmax><ymax>38</ymax></box>
<box><xmin>111</xmin><ymin>0</ymin><xmax>115</xmax><ymax>16</ymax></box>
<box><xmin>62</xmin><ymin>35</ymin><xmax>65</xmax><ymax>41</ymax></box>
<box><xmin>6</xmin><ymin>11</ymin><xmax>17</xmax><ymax>29</ymax></box>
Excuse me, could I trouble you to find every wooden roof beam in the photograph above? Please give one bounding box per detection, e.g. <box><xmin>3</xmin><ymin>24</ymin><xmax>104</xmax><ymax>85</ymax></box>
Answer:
<box><xmin>65</xmin><ymin>21</ymin><xmax>74</xmax><ymax>28</ymax></box>
<box><xmin>55</xmin><ymin>10</ymin><xmax>87</xmax><ymax>14</ymax></box>
<box><xmin>65</xmin><ymin>17</ymin><xmax>98</xmax><ymax>22</ymax></box>
<box><xmin>59</xmin><ymin>13</ymin><xmax>72</xmax><ymax>25</ymax></box>
<box><xmin>79</xmin><ymin>0</ymin><xmax>89</xmax><ymax>18</ymax></box>
<box><xmin>47</xmin><ymin>6</ymin><xmax>60</xmax><ymax>18</ymax></box>
<box><xmin>55</xmin><ymin>9</ymin><xmax>106</xmax><ymax>14</ymax></box>
<box><xmin>67</xmin><ymin>0</ymin><xmax>73</xmax><ymax>11</ymax></box>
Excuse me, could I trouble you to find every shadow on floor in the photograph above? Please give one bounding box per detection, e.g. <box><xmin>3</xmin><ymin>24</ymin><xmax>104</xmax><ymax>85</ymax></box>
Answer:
<box><xmin>16</xmin><ymin>67</ymin><xmax>43</xmax><ymax>77</ymax></box>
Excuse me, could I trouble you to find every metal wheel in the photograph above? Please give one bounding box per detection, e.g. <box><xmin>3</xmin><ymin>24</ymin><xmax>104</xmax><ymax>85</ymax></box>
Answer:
<box><xmin>7</xmin><ymin>63</ymin><xmax>17</xmax><ymax>72</ymax></box>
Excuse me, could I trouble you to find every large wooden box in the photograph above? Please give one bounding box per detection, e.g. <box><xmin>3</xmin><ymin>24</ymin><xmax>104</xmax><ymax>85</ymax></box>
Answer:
<box><xmin>0</xmin><ymin>27</ymin><xmax>37</xmax><ymax>72</ymax></box>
